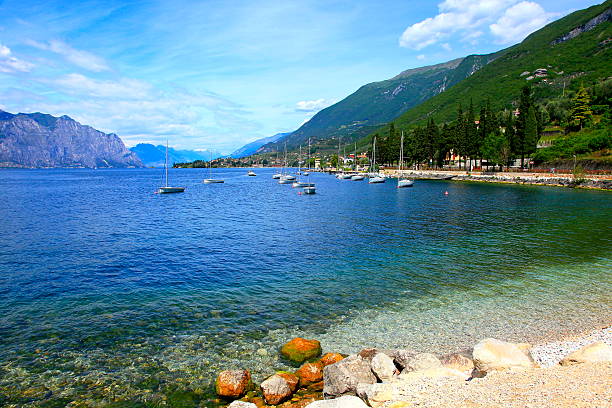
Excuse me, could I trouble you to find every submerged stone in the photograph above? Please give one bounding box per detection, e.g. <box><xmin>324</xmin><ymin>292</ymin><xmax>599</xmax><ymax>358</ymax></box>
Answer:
<box><xmin>281</xmin><ymin>338</ymin><xmax>322</xmax><ymax>364</ymax></box>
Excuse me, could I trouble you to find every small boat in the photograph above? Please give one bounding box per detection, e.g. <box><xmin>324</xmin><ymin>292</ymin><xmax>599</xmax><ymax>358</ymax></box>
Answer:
<box><xmin>203</xmin><ymin>150</ymin><xmax>224</xmax><ymax>184</ymax></box>
<box><xmin>272</xmin><ymin>173</ymin><xmax>282</xmax><ymax>179</ymax></box>
<box><xmin>368</xmin><ymin>136</ymin><xmax>385</xmax><ymax>184</ymax></box>
<box><xmin>351</xmin><ymin>174</ymin><xmax>365</xmax><ymax>181</ymax></box>
<box><xmin>283</xmin><ymin>174</ymin><xmax>296</xmax><ymax>181</ymax></box>
<box><xmin>278</xmin><ymin>176</ymin><xmax>293</xmax><ymax>184</ymax></box>
<box><xmin>337</xmin><ymin>173</ymin><xmax>352</xmax><ymax>179</ymax></box>
<box><xmin>158</xmin><ymin>141</ymin><xmax>185</xmax><ymax>194</ymax></box>
<box><xmin>247</xmin><ymin>170</ymin><xmax>256</xmax><ymax>176</ymax></box>
<box><xmin>398</xmin><ymin>131</ymin><xmax>413</xmax><ymax>188</ymax></box>
<box><xmin>303</xmin><ymin>186</ymin><xmax>316</xmax><ymax>194</ymax></box>
<box><xmin>293</xmin><ymin>182</ymin><xmax>314</xmax><ymax>188</ymax></box>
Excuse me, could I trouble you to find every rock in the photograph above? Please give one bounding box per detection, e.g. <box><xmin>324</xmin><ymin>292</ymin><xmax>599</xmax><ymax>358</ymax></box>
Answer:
<box><xmin>370</xmin><ymin>352</ymin><xmax>396</xmax><ymax>381</ymax></box>
<box><xmin>306</xmin><ymin>395</ymin><xmax>369</xmax><ymax>408</ymax></box>
<box><xmin>296</xmin><ymin>361</ymin><xmax>324</xmax><ymax>386</ymax></box>
<box><xmin>323</xmin><ymin>354</ymin><xmax>377</xmax><ymax>397</ymax></box>
<box><xmin>215</xmin><ymin>369</ymin><xmax>252</xmax><ymax>399</ymax></box>
<box><xmin>400</xmin><ymin>353</ymin><xmax>442</xmax><ymax>372</ymax></box>
<box><xmin>228</xmin><ymin>402</ymin><xmax>257</xmax><ymax>408</ymax></box>
<box><xmin>472</xmin><ymin>338</ymin><xmax>536</xmax><ymax>376</ymax></box>
<box><xmin>391</xmin><ymin>349</ymin><xmax>416</xmax><ymax>370</ymax></box>
<box><xmin>440</xmin><ymin>352</ymin><xmax>474</xmax><ymax>373</ymax></box>
<box><xmin>281</xmin><ymin>338</ymin><xmax>323</xmax><ymax>364</ymax></box>
<box><xmin>356</xmin><ymin>383</ymin><xmax>394</xmax><ymax>408</ymax></box>
<box><xmin>560</xmin><ymin>341</ymin><xmax>612</xmax><ymax>366</ymax></box>
<box><xmin>320</xmin><ymin>353</ymin><xmax>345</xmax><ymax>367</ymax></box>
<box><xmin>308</xmin><ymin>381</ymin><xmax>325</xmax><ymax>391</ymax></box>
<box><xmin>260</xmin><ymin>372</ymin><xmax>299</xmax><ymax>405</ymax></box>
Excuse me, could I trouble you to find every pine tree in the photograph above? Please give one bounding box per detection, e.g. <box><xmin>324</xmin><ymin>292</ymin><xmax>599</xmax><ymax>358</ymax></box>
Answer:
<box><xmin>524</xmin><ymin>105</ymin><xmax>539</xmax><ymax>164</ymax></box>
<box><xmin>569</xmin><ymin>85</ymin><xmax>593</xmax><ymax>130</ymax></box>
<box><xmin>516</xmin><ymin>85</ymin><xmax>533</xmax><ymax>168</ymax></box>
<box><xmin>454</xmin><ymin>104</ymin><xmax>465</xmax><ymax>169</ymax></box>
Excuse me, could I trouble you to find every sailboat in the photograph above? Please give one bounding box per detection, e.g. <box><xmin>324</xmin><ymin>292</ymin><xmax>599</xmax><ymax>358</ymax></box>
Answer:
<box><xmin>272</xmin><ymin>149</ymin><xmax>282</xmax><ymax>179</ymax></box>
<box><xmin>368</xmin><ymin>136</ymin><xmax>385</xmax><ymax>183</ymax></box>
<box><xmin>351</xmin><ymin>142</ymin><xmax>365</xmax><ymax>181</ymax></box>
<box><xmin>158</xmin><ymin>141</ymin><xmax>185</xmax><ymax>194</ymax></box>
<box><xmin>397</xmin><ymin>131</ymin><xmax>413</xmax><ymax>188</ymax></box>
<box><xmin>293</xmin><ymin>145</ymin><xmax>312</xmax><ymax>187</ymax></box>
<box><xmin>203</xmin><ymin>151</ymin><xmax>224</xmax><ymax>184</ymax></box>
<box><xmin>337</xmin><ymin>141</ymin><xmax>352</xmax><ymax>179</ymax></box>
<box><xmin>302</xmin><ymin>139</ymin><xmax>316</xmax><ymax>193</ymax></box>
<box><xmin>279</xmin><ymin>141</ymin><xmax>295</xmax><ymax>183</ymax></box>
<box><xmin>303</xmin><ymin>138</ymin><xmax>310</xmax><ymax>176</ymax></box>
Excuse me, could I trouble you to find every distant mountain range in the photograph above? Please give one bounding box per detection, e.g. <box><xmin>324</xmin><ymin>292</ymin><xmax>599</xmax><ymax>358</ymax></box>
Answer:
<box><xmin>230</xmin><ymin>132</ymin><xmax>290</xmax><ymax>158</ymax></box>
<box><xmin>0</xmin><ymin>111</ymin><xmax>142</xmax><ymax>168</ymax></box>
<box><xmin>129</xmin><ymin>143</ymin><xmax>222</xmax><ymax>167</ymax></box>
<box><xmin>262</xmin><ymin>54</ymin><xmax>500</xmax><ymax>151</ymax></box>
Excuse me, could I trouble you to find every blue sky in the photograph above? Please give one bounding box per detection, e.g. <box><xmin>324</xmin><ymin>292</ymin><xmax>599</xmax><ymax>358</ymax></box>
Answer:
<box><xmin>0</xmin><ymin>0</ymin><xmax>602</xmax><ymax>153</ymax></box>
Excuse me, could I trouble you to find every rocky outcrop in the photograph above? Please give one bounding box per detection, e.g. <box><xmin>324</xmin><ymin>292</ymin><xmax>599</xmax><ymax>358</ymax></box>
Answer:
<box><xmin>296</xmin><ymin>361</ymin><xmax>324</xmax><ymax>386</ymax></box>
<box><xmin>281</xmin><ymin>338</ymin><xmax>322</xmax><ymax>364</ymax></box>
<box><xmin>472</xmin><ymin>338</ymin><xmax>536</xmax><ymax>376</ymax></box>
<box><xmin>215</xmin><ymin>369</ymin><xmax>252</xmax><ymax>399</ymax></box>
<box><xmin>559</xmin><ymin>341</ymin><xmax>612</xmax><ymax>365</ymax></box>
<box><xmin>0</xmin><ymin>110</ymin><xmax>142</xmax><ymax>168</ymax></box>
<box><xmin>370</xmin><ymin>352</ymin><xmax>396</xmax><ymax>381</ymax></box>
<box><xmin>551</xmin><ymin>8</ymin><xmax>612</xmax><ymax>45</ymax></box>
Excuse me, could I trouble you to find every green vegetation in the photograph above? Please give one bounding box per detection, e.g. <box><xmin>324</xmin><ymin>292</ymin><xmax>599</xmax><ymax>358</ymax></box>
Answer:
<box><xmin>533</xmin><ymin>127</ymin><xmax>611</xmax><ymax>163</ymax></box>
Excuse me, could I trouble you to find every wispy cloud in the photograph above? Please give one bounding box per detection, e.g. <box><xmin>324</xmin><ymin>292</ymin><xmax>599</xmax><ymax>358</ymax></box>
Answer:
<box><xmin>295</xmin><ymin>98</ymin><xmax>332</xmax><ymax>113</ymax></box>
<box><xmin>27</xmin><ymin>39</ymin><xmax>110</xmax><ymax>72</ymax></box>
<box><xmin>399</xmin><ymin>0</ymin><xmax>553</xmax><ymax>50</ymax></box>
<box><xmin>0</xmin><ymin>43</ymin><xmax>34</xmax><ymax>73</ymax></box>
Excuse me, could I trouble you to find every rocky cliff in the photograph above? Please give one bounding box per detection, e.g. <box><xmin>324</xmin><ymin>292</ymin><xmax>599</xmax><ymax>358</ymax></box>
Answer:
<box><xmin>0</xmin><ymin>111</ymin><xmax>143</xmax><ymax>168</ymax></box>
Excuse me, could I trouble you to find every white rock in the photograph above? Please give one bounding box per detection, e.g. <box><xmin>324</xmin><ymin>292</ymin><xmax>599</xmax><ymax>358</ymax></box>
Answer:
<box><xmin>560</xmin><ymin>341</ymin><xmax>612</xmax><ymax>365</ymax></box>
<box><xmin>228</xmin><ymin>402</ymin><xmax>257</xmax><ymax>408</ymax></box>
<box><xmin>323</xmin><ymin>354</ymin><xmax>377</xmax><ymax>397</ymax></box>
<box><xmin>370</xmin><ymin>352</ymin><xmax>396</xmax><ymax>381</ymax></box>
<box><xmin>306</xmin><ymin>395</ymin><xmax>369</xmax><ymax>408</ymax></box>
<box><xmin>472</xmin><ymin>338</ymin><xmax>536</xmax><ymax>376</ymax></box>
<box><xmin>400</xmin><ymin>353</ymin><xmax>442</xmax><ymax>372</ymax></box>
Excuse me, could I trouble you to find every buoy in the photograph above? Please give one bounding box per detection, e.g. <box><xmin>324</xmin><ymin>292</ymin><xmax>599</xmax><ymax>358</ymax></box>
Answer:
<box><xmin>444</xmin><ymin>191</ymin><xmax>449</xmax><ymax>195</ymax></box>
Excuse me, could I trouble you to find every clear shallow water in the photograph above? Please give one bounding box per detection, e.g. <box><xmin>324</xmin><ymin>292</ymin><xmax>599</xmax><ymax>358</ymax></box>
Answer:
<box><xmin>0</xmin><ymin>168</ymin><xmax>610</xmax><ymax>406</ymax></box>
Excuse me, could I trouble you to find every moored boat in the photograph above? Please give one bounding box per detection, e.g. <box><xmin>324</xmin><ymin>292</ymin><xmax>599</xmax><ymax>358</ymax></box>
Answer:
<box><xmin>158</xmin><ymin>141</ymin><xmax>185</xmax><ymax>194</ymax></box>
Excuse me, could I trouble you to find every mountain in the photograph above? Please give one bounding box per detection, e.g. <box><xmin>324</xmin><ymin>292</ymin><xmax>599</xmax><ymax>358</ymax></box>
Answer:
<box><xmin>262</xmin><ymin>54</ymin><xmax>500</xmax><ymax>151</ymax></box>
<box><xmin>130</xmin><ymin>144</ymin><xmax>220</xmax><ymax>167</ymax></box>
<box><xmin>387</xmin><ymin>0</ymin><xmax>612</xmax><ymax>131</ymax></box>
<box><xmin>231</xmin><ymin>132</ymin><xmax>290</xmax><ymax>158</ymax></box>
<box><xmin>0</xmin><ymin>111</ymin><xmax>142</xmax><ymax>168</ymax></box>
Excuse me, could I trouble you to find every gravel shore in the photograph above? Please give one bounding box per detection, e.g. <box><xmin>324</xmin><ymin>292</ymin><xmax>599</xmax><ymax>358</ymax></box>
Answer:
<box><xmin>531</xmin><ymin>326</ymin><xmax>612</xmax><ymax>367</ymax></box>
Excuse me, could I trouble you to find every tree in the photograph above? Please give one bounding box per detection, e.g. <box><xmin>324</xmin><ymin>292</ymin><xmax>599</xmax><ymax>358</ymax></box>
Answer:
<box><xmin>481</xmin><ymin>131</ymin><xmax>509</xmax><ymax>171</ymax></box>
<box><xmin>454</xmin><ymin>104</ymin><xmax>465</xmax><ymax>169</ymax></box>
<box><xmin>515</xmin><ymin>85</ymin><xmax>534</xmax><ymax>168</ymax></box>
<box><xmin>569</xmin><ymin>85</ymin><xmax>593</xmax><ymax>130</ymax></box>
<box><xmin>330</xmin><ymin>154</ymin><xmax>339</xmax><ymax>169</ymax></box>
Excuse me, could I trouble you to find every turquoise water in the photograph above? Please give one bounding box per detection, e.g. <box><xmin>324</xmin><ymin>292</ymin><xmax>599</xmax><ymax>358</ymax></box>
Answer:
<box><xmin>0</xmin><ymin>168</ymin><xmax>610</xmax><ymax>407</ymax></box>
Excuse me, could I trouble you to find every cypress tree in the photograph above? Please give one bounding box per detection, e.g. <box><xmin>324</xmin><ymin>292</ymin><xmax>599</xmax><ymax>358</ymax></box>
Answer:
<box><xmin>569</xmin><ymin>85</ymin><xmax>593</xmax><ymax>130</ymax></box>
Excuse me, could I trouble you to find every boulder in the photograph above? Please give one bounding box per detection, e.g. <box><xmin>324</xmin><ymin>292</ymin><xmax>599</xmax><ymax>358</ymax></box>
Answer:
<box><xmin>323</xmin><ymin>354</ymin><xmax>377</xmax><ymax>397</ymax></box>
<box><xmin>440</xmin><ymin>352</ymin><xmax>474</xmax><ymax>373</ymax></box>
<box><xmin>400</xmin><ymin>353</ymin><xmax>442</xmax><ymax>372</ymax></box>
<box><xmin>281</xmin><ymin>338</ymin><xmax>323</xmax><ymax>364</ymax></box>
<box><xmin>306</xmin><ymin>395</ymin><xmax>369</xmax><ymax>408</ymax></box>
<box><xmin>228</xmin><ymin>402</ymin><xmax>257</xmax><ymax>408</ymax></box>
<box><xmin>370</xmin><ymin>352</ymin><xmax>396</xmax><ymax>381</ymax></box>
<box><xmin>260</xmin><ymin>372</ymin><xmax>299</xmax><ymax>405</ymax></box>
<box><xmin>560</xmin><ymin>341</ymin><xmax>612</xmax><ymax>366</ymax></box>
<box><xmin>472</xmin><ymin>338</ymin><xmax>536</xmax><ymax>376</ymax></box>
<box><xmin>297</xmin><ymin>361</ymin><xmax>324</xmax><ymax>386</ymax></box>
<box><xmin>391</xmin><ymin>349</ymin><xmax>416</xmax><ymax>370</ymax></box>
<box><xmin>215</xmin><ymin>369</ymin><xmax>252</xmax><ymax>399</ymax></box>
<box><xmin>320</xmin><ymin>353</ymin><xmax>345</xmax><ymax>367</ymax></box>
<box><xmin>356</xmin><ymin>383</ymin><xmax>394</xmax><ymax>408</ymax></box>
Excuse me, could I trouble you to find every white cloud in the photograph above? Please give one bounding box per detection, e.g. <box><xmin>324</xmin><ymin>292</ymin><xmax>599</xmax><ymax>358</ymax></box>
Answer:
<box><xmin>441</xmin><ymin>43</ymin><xmax>452</xmax><ymax>51</ymax></box>
<box><xmin>490</xmin><ymin>1</ymin><xmax>553</xmax><ymax>44</ymax></box>
<box><xmin>399</xmin><ymin>0</ymin><xmax>551</xmax><ymax>50</ymax></box>
<box><xmin>416</xmin><ymin>54</ymin><xmax>426</xmax><ymax>60</ymax></box>
<box><xmin>0</xmin><ymin>44</ymin><xmax>34</xmax><ymax>73</ymax></box>
<box><xmin>52</xmin><ymin>73</ymin><xmax>152</xmax><ymax>99</ymax></box>
<box><xmin>28</xmin><ymin>40</ymin><xmax>110</xmax><ymax>72</ymax></box>
<box><xmin>295</xmin><ymin>98</ymin><xmax>332</xmax><ymax>112</ymax></box>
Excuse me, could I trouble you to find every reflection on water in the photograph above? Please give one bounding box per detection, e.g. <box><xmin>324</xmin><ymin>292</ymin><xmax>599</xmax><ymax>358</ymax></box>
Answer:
<box><xmin>0</xmin><ymin>168</ymin><xmax>610</xmax><ymax>406</ymax></box>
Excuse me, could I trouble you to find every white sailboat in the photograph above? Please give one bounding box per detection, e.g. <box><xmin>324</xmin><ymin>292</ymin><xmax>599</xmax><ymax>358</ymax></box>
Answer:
<box><xmin>397</xmin><ymin>131</ymin><xmax>413</xmax><ymax>188</ymax></box>
<box><xmin>158</xmin><ymin>141</ymin><xmax>185</xmax><ymax>194</ymax></box>
<box><xmin>369</xmin><ymin>136</ymin><xmax>385</xmax><ymax>184</ymax></box>
<box><xmin>272</xmin><ymin>149</ymin><xmax>282</xmax><ymax>179</ymax></box>
<box><xmin>302</xmin><ymin>138</ymin><xmax>316</xmax><ymax>193</ymax></box>
<box><xmin>351</xmin><ymin>142</ymin><xmax>365</xmax><ymax>181</ymax></box>
<box><xmin>247</xmin><ymin>170</ymin><xmax>256</xmax><ymax>176</ymax></box>
<box><xmin>203</xmin><ymin>151</ymin><xmax>224</xmax><ymax>184</ymax></box>
<box><xmin>293</xmin><ymin>145</ymin><xmax>308</xmax><ymax>187</ymax></box>
<box><xmin>279</xmin><ymin>142</ymin><xmax>295</xmax><ymax>183</ymax></box>
<box><xmin>303</xmin><ymin>138</ymin><xmax>310</xmax><ymax>176</ymax></box>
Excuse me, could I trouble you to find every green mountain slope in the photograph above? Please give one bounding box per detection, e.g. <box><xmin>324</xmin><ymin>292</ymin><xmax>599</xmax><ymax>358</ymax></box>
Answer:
<box><xmin>387</xmin><ymin>0</ymin><xmax>612</xmax><ymax>132</ymax></box>
<box><xmin>265</xmin><ymin>53</ymin><xmax>500</xmax><ymax>151</ymax></box>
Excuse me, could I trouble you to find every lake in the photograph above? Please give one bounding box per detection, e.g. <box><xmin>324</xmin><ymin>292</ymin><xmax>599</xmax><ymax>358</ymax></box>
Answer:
<box><xmin>0</xmin><ymin>168</ymin><xmax>610</xmax><ymax>406</ymax></box>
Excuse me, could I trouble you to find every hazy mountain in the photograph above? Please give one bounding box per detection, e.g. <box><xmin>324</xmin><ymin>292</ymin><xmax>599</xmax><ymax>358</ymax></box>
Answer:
<box><xmin>230</xmin><ymin>132</ymin><xmax>290</xmax><ymax>158</ymax></box>
<box><xmin>0</xmin><ymin>110</ymin><xmax>142</xmax><ymax>168</ymax></box>
<box><xmin>130</xmin><ymin>144</ymin><xmax>222</xmax><ymax>167</ymax></box>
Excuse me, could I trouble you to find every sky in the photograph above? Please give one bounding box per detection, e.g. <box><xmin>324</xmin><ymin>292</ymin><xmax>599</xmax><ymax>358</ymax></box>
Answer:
<box><xmin>0</xmin><ymin>0</ymin><xmax>602</xmax><ymax>153</ymax></box>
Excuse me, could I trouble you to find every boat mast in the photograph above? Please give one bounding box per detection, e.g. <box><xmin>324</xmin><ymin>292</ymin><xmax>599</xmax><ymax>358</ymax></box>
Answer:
<box><xmin>399</xmin><ymin>132</ymin><xmax>403</xmax><ymax>186</ymax></box>
<box><xmin>354</xmin><ymin>142</ymin><xmax>357</xmax><ymax>172</ymax></box>
<box><xmin>308</xmin><ymin>138</ymin><xmax>311</xmax><ymax>171</ymax></box>
<box><xmin>165</xmin><ymin>140</ymin><xmax>169</xmax><ymax>187</ymax></box>
<box><xmin>372</xmin><ymin>136</ymin><xmax>376</xmax><ymax>173</ymax></box>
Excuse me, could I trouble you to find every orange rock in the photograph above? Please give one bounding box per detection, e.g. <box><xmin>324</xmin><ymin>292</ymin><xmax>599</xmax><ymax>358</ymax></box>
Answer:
<box><xmin>296</xmin><ymin>361</ymin><xmax>323</xmax><ymax>386</ymax></box>
<box><xmin>307</xmin><ymin>381</ymin><xmax>324</xmax><ymax>392</ymax></box>
<box><xmin>215</xmin><ymin>369</ymin><xmax>252</xmax><ymax>399</ymax></box>
<box><xmin>261</xmin><ymin>372</ymin><xmax>299</xmax><ymax>405</ymax></box>
<box><xmin>319</xmin><ymin>352</ymin><xmax>344</xmax><ymax>367</ymax></box>
<box><xmin>281</xmin><ymin>338</ymin><xmax>322</xmax><ymax>364</ymax></box>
